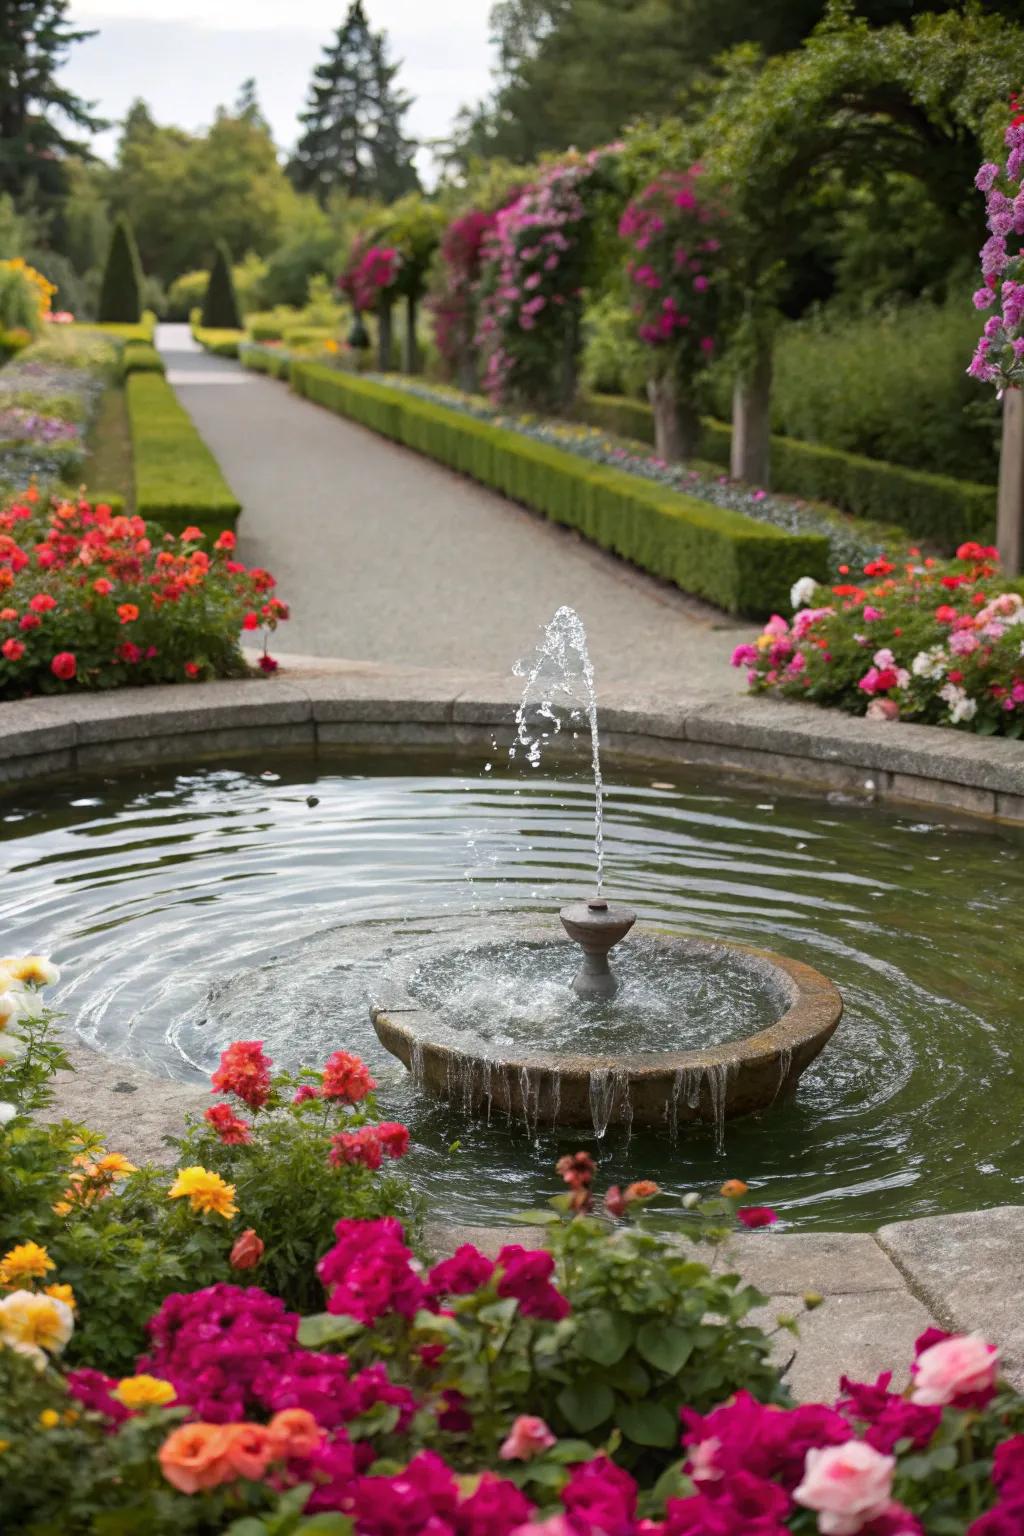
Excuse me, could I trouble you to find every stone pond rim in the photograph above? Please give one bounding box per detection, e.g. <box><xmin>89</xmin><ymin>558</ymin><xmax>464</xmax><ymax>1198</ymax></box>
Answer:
<box><xmin>369</xmin><ymin>928</ymin><xmax>843</xmax><ymax>1129</ymax></box>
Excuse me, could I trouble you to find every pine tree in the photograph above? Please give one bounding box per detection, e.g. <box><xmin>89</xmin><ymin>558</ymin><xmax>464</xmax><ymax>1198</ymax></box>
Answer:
<box><xmin>289</xmin><ymin>1</ymin><xmax>419</xmax><ymax>206</ymax></box>
<box><xmin>0</xmin><ymin>2</ymin><xmax>106</xmax><ymax>205</ymax></box>
<box><xmin>201</xmin><ymin>242</ymin><xmax>242</xmax><ymax>330</ymax></box>
<box><xmin>96</xmin><ymin>214</ymin><xmax>143</xmax><ymax>323</ymax></box>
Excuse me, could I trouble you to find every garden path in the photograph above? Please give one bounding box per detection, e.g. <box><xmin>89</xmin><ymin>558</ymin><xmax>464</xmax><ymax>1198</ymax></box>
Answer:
<box><xmin>157</xmin><ymin>325</ymin><xmax>746</xmax><ymax>689</ymax></box>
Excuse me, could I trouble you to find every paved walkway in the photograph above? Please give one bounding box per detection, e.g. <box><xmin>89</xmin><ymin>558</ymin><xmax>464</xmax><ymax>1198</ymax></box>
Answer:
<box><xmin>157</xmin><ymin>325</ymin><xmax>745</xmax><ymax>689</ymax></box>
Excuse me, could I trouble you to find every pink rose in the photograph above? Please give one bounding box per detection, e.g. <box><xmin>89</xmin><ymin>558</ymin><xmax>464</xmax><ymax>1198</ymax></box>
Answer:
<box><xmin>500</xmin><ymin>1414</ymin><xmax>557</xmax><ymax>1462</ymax></box>
<box><xmin>911</xmin><ymin>1334</ymin><xmax>999</xmax><ymax>1407</ymax></box>
<box><xmin>866</xmin><ymin>698</ymin><xmax>899</xmax><ymax>721</ymax></box>
<box><xmin>793</xmin><ymin>1441</ymin><xmax>895</xmax><ymax>1535</ymax></box>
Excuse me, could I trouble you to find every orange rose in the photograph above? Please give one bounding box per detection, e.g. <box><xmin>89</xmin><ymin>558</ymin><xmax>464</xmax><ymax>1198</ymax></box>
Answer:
<box><xmin>158</xmin><ymin>1422</ymin><xmax>235</xmax><ymax>1494</ymax></box>
<box><xmin>267</xmin><ymin>1408</ymin><xmax>322</xmax><ymax>1459</ymax></box>
<box><xmin>720</xmin><ymin>1179</ymin><xmax>749</xmax><ymax>1199</ymax></box>
<box><xmin>229</xmin><ymin>1229</ymin><xmax>265</xmax><ymax>1270</ymax></box>
<box><xmin>222</xmin><ymin>1422</ymin><xmax>273</xmax><ymax>1480</ymax></box>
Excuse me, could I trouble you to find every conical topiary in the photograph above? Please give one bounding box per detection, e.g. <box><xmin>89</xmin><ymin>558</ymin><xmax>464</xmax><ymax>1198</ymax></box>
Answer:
<box><xmin>201</xmin><ymin>242</ymin><xmax>242</xmax><ymax>329</ymax></box>
<box><xmin>97</xmin><ymin>215</ymin><xmax>143</xmax><ymax>324</ymax></box>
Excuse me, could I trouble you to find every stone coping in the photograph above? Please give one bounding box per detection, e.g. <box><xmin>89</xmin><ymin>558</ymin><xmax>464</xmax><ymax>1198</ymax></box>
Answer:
<box><xmin>371</xmin><ymin>926</ymin><xmax>842</xmax><ymax>1127</ymax></box>
<box><xmin>7</xmin><ymin>657</ymin><xmax>1024</xmax><ymax>1397</ymax></box>
<box><xmin>3</xmin><ymin>653</ymin><xmax>1024</xmax><ymax>824</ymax></box>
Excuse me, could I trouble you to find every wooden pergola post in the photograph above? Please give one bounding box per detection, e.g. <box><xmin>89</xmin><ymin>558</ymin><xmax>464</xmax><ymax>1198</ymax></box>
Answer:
<box><xmin>998</xmin><ymin>389</ymin><xmax>1024</xmax><ymax>575</ymax></box>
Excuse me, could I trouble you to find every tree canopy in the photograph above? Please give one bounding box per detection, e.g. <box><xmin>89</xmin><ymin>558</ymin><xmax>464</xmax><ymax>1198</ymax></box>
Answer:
<box><xmin>0</xmin><ymin>1</ymin><xmax>105</xmax><ymax>207</ymax></box>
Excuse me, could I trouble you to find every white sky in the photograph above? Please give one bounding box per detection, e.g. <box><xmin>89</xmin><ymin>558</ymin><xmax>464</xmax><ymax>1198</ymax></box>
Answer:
<box><xmin>64</xmin><ymin>2</ymin><xmax>496</xmax><ymax>180</ymax></box>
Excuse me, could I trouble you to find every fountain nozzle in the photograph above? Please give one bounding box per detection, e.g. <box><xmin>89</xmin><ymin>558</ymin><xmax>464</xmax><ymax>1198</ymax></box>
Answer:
<box><xmin>559</xmin><ymin>899</ymin><xmax>636</xmax><ymax>1001</ymax></box>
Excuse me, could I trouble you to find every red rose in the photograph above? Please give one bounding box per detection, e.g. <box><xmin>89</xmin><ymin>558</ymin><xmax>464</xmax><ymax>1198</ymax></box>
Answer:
<box><xmin>230</xmin><ymin>1229</ymin><xmax>265</xmax><ymax>1270</ymax></box>
<box><xmin>2</xmin><ymin>638</ymin><xmax>24</xmax><ymax>661</ymax></box>
<box><xmin>737</xmin><ymin>1206</ymin><xmax>778</xmax><ymax>1229</ymax></box>
<box><xmin>51</xmin><ymin>651</ymin><xmax>76</xmax><ymax>680</ymax></box>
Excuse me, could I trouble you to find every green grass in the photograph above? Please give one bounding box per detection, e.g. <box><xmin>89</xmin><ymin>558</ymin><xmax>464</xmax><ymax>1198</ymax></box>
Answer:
<box><xmin>125</xmin><ymin>373</ymin><xmax>240</xmax><ymax>535</ymax></box>
<box><xmin>290</xmin><ymin>362</ymin><xmax>828</xmax><ymax>618</ymax></box>
<box><xmin>82</xmin><ymin>386</ymin><xmax>133</xmax><ymax>512</ymax></box>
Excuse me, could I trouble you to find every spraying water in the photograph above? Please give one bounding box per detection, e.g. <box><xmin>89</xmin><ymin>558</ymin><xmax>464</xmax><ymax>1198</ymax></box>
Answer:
<box><xmin>511</xmin><ymin>606</ymin><xmax>606</xmax><ymax>895</ymax></box>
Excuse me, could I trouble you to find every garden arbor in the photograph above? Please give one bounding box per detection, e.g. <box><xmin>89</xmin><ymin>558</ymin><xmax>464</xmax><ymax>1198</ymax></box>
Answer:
<box><xmin>692</xmin><ymin>6</ymin><xmax>1022</xmax><ymax>492</ymax></box>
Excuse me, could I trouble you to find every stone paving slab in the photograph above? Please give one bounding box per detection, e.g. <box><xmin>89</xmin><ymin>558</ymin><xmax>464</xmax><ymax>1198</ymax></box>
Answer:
<box><xmin>878</xmin><ymin>1207</ymin><xmax>1024</xmax><ymax>1384</ymax></box>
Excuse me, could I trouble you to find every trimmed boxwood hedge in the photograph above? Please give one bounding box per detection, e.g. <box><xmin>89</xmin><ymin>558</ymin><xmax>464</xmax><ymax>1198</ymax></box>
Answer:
<box><xmin>119</xmin><ymin>341</ymin><xmax>165</xmax><ymax>379</ymax></box>
<box><xmin>125</xmin><ymin>373</ymin><xmax>240</xmax><ymax>535</ymax></box>
<box><xmin>190</xmin><ymin>324</ymin><xmax>244</xmax><ymax>358</ymax></box>
<box><xmin>577</xmin><ymin>393</ymin><xmax>996</xmax><ymax>550</ymax></box>
<box><xmin>290</xmin><ymin>363</ymin><xmax>828</xmax><ymax>617</ymax></box>
<box><xmin>239</xmin><ymin>343</ymin><xmax>292</xmax><ymax>381</ymax></box>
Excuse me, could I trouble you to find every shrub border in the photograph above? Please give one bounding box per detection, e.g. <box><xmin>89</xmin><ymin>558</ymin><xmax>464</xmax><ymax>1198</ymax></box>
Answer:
<box><xmin>125</xmin><ymin>372</ymin><xmax>241</xmax><ymax>535</ymax></box>
<box><xmin>290</xmin><ymin>362</ymin><xmax>829</xmax><ymax>619</ymax></box>
<box><xmin>577</xmin><ymin>392</ymin><xmax>997</xmax><ymax>548</ymax></box>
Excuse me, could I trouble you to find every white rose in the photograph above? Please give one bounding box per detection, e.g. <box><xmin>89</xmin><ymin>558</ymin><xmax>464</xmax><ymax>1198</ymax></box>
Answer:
<box><xmin>0</xmin><ymin>1101</ymin><xmax>17</xmax><ymax>1124</ymax></box>
<box><xmin>790</xmin><ymin>576</ymin><xmax>819</xmax><ymax>610</ymax></box>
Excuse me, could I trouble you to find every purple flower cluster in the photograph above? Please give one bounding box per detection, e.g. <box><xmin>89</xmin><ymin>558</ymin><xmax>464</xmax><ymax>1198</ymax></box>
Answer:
<box><xmin>619</xmin><ymin>169</ymin><xmax>723</xmax><ymax>355</ymax></box>
<box><xmin>968</xmin><ymin>118</ymin><xmax>1024</xmax><ymax>389</ymax></box>
<box><xmin>0</xmin><ymin>406</ymin><xmax>80</xmax><ymax>444</ymax></box>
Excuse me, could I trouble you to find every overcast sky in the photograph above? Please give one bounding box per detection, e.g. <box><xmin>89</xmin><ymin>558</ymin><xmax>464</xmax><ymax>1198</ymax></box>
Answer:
<box><xmin>64</xmin><ymin>2</ymin><xmax>496</xmax><ymax>179</ymax></box>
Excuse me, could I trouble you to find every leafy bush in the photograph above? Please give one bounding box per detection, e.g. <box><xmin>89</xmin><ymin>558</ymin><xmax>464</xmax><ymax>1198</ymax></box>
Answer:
<box><xmin>126</xmin><ymin>373</ymin><xmax>241</xmax><ymax>534</ymax></box>
<box><xmin>735</xmin><ymin>543</ymin><xmax>1024</xmax><ymax>734</ymax></box>
<box><xmin>580</xmin><ymin>293</ymin><xmax>650</xmax><ymax>397</ymax></box>
<box><xmin>0</xmin><ymin>493</ymin><xmax>284</xmax><ymax>697</ymax></box>
<box><xmin>97</xmin><ymin>216</ymin><xmax>144</xmax><ymax>325</ymax></box>
<box><xmin>201</xmin><ymin>241</ymin><xmax>243</xmax><ymax>330</ymax></box>
<box><xmin>291</xmin><ymin>361</ymin><xmax>827</xmax><ymax>616</ymax></box>
<box><xmin>0</xmin><ymin>257</ymin><xmax>55</xmax><ymax>335</ymax></box>
<box><xmin>190</xmin><ymin>323</ymin><xmax>243</xmax><ymax>358</ymax></box>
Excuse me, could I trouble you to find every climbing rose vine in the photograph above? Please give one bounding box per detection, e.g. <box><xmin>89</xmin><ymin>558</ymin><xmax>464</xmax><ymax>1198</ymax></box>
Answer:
<box><xmin>429</xmin><ymin>207</ymin><xmax>500</xmax><ymax>381</ymax></box>
<box><xmin>338</xmin><ymin>239</ymin><xmax>402</xmax><ymax>314</ymax></box>
<box><xmin>968</xmin><ymin>96</ymin><xmax>1024</xmax><ymax>389</ymax></box>
<box><xmin>475</xmin><ymin>148</ymin><xmax>619</xmax><ymax>409</ymax></box>
<box><xmin>619</xmin><ymin>166</ymin><xmax>725</xmax><ymax>362</ymax></box>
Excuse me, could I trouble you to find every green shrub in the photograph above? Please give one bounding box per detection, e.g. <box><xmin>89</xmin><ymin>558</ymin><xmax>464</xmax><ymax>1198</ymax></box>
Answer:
<box><xmin>96</xmin><ymin>216</ymin><xmax>143</xmax><ymax>325</ymax></box>
<box><xmin>118</xmin><ymin>340</ymin><xmax>164</xmax><ymax>379</ymax></box>
<box><xmin>291</xmin><ymin>362</ymin><xmax>827</xmax><ymax>616</ymax></box>
<box><xmin>125</xmin><ymin>372</ymin><xmax>240</xmax><ymax>534</ymax></box>
<box><xmin>240</xmin><ymin>342</ymin><xmax>292</xmax><ymax>380</ymax></box>
<box><xmin>577</xmin><ymin>394</ymin><xmax>996</xmax><ymax>549</ymax></box>
<box><xmin>247</xmin><ymin>313</ymin><xmax>286</xmax><ymax>341</ymax></box>
<box><xmin>82</xmin><ymin>310</ymin><xmax>157</xmax><ymax>345</ymax></box>
<box><xmin>281</xmin><ymin>323</ymin><xmax>335</xmax><ymax>347</ymax></box>
<box><xmin>201</xmin><ymin>240</ymin><xmax>243</xmax><ymax>330</ymax></box>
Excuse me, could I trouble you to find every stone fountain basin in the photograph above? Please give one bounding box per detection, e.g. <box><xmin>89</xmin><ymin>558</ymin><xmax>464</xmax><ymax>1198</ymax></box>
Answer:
<box><xmin>369</xmin><ymin>924</ymin><xmax>842</xmax><ymax>1130</ymax></box>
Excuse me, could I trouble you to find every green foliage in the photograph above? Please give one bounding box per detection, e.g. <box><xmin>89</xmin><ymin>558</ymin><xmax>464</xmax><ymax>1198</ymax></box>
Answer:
<box><xmin>126</xmin><ymin>373</ymin><xmax>241</xmax><ymax>533</ymax></box>
<box><xmin>97</xmin><ymin>216</ymin><xmax>144</xmax><ymax>325</ymax></box>
<box><xmin>580</xmin><ymin>294</ymin><xmax>649</xmax><ymax>397</ymax></box>
<box><xmin>240</xmin><ymin>343</ymin><xmax>293</xmax><ymax>381</ymax></box>
<box><xmin>191</xmin><ymin>324</ymin><xmax>244</xmax><ymax>358</ymax></box>
<box><xmin>82</xmin><ymin>311</ymin><xmax>157</xmax><ymax>345</ymax></box>
<box><xmin>0</xmin><ymin>259</ymin><xmax>47</xmax><ymax>334</ymax></box>
<box><xmin>201</xmin><ymin>241</ymin><xmax>243</xmax><ymax>330</ymax></box>
<box><xmin>167</xmin><ymin>255</ymin><xmax>267</xmax><ymax>322</ymax></box>
<box><xmin>289</xmin><ymin>0</ymin><xmax>419</xmax><ymax>205</ymax></box>
<box><xmin>577</xmin><ymin>392</ymin><xmax>996</xmax><ymax>548</ymax></box>
<box><xmin>118</xmin><ymin>341</ymin><xmax>164</xmax><ymax>378</ymax></box>
<box><xmin>0</xmin><ymin>2</ymin><xmax>106</xmax><ymax>205</ymax></box>
<box><xmin>290</xmin><ymin>361</ymin><xmax>828</xmax><ymax>615</ymax></box>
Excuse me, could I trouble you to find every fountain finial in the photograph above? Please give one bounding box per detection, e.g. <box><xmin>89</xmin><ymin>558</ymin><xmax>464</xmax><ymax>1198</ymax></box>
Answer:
<box><xmin>559</xmin><ymin>898</ymin><xmax>636</xmax><ymax>1000</ymax></box>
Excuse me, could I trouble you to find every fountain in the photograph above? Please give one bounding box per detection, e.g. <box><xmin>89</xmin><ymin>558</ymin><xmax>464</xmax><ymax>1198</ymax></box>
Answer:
<box><xmin>370</xmin><ymin>607</ymin><xmax>843</xmax><ymax>1139</ymax></box>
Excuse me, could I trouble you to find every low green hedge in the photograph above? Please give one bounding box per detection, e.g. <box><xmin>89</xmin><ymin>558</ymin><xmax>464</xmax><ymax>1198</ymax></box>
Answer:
<box><xmin>291</xmin><ymin>363</ymin><xmax>827</xmax><ymax>617</ymax></box>
<box><xmin>80</xmin><ymin>311</ymin><xmax>158</xmax><ymax>345</ymax></box>
<box><xmin>125</xmin><ymin>373</ymin><xmax>240</xmax><ymax>535</ymax></box>
<box><xmin>239</xmin><ymin>343</ymin><xmax>292</xmax><ymax>381</ymax></box>
<box><xmin>578</xmin><ymin>393</ymin><xmax>996</xmax><ymax>549</ymax></box>
<box><xmin>119</xmin><ymin>341</ymin><xmax>165</xmax><ymax>379</ymax></box>
<box><xmin>190</xmin><ymin>324</ymin><xmax>244</xmax><ymax>358</ymax></box>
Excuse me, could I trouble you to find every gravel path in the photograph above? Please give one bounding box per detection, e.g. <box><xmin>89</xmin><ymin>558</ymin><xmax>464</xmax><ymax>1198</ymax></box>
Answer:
<box><xmin>158</xmin><ymin>324</ymin><xmax>746</xmax><ymax>690</ymax></box>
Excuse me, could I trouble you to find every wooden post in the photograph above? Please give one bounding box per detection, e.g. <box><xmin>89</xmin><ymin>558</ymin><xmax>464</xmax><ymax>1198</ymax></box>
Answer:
<box><xmin>997</xmin><ymin>388</ymin><xmax>1024</xmax><ymax>575</ymax></box>
<box><xmin>402</xmin><ymin>294</ymin><xmax>419</xmax><ymax>375</ymax></box>
<box><xmin>730</xmin><ymin>339</ymin><xmax>773</xmax><ymax>486</ymax></box>
<box><xmin>376</xmin><ymin>299</ymin><xmax>393</xmax><ymax>372</ymax></box>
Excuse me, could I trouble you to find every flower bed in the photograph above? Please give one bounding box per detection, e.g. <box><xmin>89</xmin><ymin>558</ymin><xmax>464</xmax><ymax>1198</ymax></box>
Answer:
<box><xmin>0</xmin><ymin>492</ymin><xmax>286</xmax><ymax>698</ymax></box>
<box><xmin>2</xmin><ymin>964</ymin><xmax>1024</xmax><ymax>1533</ymax></box>
<box><xmin>733</xmin><ymin>544</ymin><xmax>1024</xmax><ymax>734</ymax></box>
<box><xmin>0</xmin><ymin>328</ymin><xmax>117</xmax><ymax>499</ymax></box>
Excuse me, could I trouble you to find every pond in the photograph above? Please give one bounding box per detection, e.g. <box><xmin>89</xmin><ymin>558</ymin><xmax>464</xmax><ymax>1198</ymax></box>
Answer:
<box><xmin>1</xmin><ymin>746</ymin><xmax>1020</xmax><ymax>1230</ymax></box>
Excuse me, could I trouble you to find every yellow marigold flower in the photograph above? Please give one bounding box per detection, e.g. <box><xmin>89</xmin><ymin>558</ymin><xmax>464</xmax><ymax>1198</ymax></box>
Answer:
<box><xmin>0</xmin><ymin>1241</ymin><xmax>55</xmax><ymax>1288</ymax></box>
<box><xmin>92</xmin><ymin>1153</ymin><xmax>137</xmax><ymax>1179</ymax></box>
<box><xmin>0</xmin><ymin>1290</ymin><xmax>73</xmax><ymax>1354</ymax></box>
<box><xmin>39</xmin><ymin>1409</ymin><xmax>59</xmax><ymax>1430</ymax></box>
<box><xmin>113</xmin><ymin>1374</ymin><xmax>176</xmax><ymax>1410</ymax></box>
<box><xmin>44</xmin><ymin>1283</ymin><xmax>75</xmax><ymax>1312</ymax></box>
<box><xmin>167</xmin><ymin>1165</ymin><xmax>238</xmax><ymax>1219</ymax></box>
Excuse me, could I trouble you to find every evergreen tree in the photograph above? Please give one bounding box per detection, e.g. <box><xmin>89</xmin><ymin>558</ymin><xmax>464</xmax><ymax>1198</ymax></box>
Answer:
<box><xmin>235</xmin><ymin>77</ymin><xmax>266</xmax><ymax>129</ymax></box>
<box><xmin>96</xmin><ymin>214</ymin><xmax>143</xmax><ymax>323</ymax></box>
<box><xmin>201</xmin><ymin>241</ymin><xmax>242</xmax><ymax>330</ymax></box>
<box><xmin>289</xmin><ymin>2</ymin><xmax>419</xmax><ymax>205</ymax></box>
<box><xmin>0</xmin><ymin>1</ymin><xmax>106</xmax><ymax>206</ymax></box>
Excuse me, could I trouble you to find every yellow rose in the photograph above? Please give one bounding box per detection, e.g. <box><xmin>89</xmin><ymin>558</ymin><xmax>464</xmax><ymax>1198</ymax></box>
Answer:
<box><xmin>39</xmin><ymin>1409</ymin><xmax>59</xmax><ymax>1430</ymax></box>
<box><xmin>0</xmin><ymin>1290</ymin><xmax>74</xmax><ymax>1355</ymax></box>
<box><xmin>113</xmin><ymin>1374</ymin><xmax>176</xmax><ymax>1410</ymax></box>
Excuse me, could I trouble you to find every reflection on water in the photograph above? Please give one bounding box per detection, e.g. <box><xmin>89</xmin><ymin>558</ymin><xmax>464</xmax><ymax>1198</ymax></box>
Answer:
<box><xmin>0</xmin><ymin>746</ymin><xmax>1021</xmax><ymax>1230</ymax></box>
